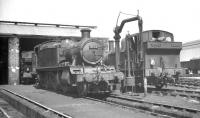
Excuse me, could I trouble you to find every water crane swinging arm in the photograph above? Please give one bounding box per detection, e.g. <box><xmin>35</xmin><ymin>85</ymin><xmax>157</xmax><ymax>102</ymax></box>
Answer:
<box><xmin>113</xmin><ymin>15</ymin><xmax>143</xmax><ymax>71</ymax></box>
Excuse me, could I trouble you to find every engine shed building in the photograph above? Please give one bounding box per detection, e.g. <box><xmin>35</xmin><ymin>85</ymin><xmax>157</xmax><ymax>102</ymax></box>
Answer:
<box><xmin>0</xmin><ymin>21</ymin><xmax>108</xmax><ymax>85</ymax></box>
<box><xmin>180</xmin><ymin>39</ymin><xmax>200</xmax><ymax>74</ymax></box>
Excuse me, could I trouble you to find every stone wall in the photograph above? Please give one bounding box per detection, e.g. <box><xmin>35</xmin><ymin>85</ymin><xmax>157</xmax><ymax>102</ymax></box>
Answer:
<box><xmin>8</xmin><ymin>37</ymin><xmax>19</xmax><ymax>85</ymax></box>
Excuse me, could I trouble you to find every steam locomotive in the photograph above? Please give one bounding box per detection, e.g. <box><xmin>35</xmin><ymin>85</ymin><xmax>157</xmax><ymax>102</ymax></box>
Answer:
<box><xmin>104</xmin><ymin>30</ymin><xmax>182</xmax><ymax>90</ymax></box>
<box><xmin>20</xmin><ymin>51</ymin><xmax>36</xmax><ymax>85</ymax></box>
<box><xmin>34</xmin><ymin>29</ymin><xmax>124</xmax><ymax>96</ymax></box>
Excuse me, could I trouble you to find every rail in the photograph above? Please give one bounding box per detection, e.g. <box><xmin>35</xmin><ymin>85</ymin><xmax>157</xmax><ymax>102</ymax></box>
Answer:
<box><xmin>85</xmin><ymin>97</ymin><xmax>173</xmax><ymax>118</ymax></box>
<box><xmin>0</xmin><ymin>107</ymin><xmax>10</xmax><ymax>118</ymax></box>
<box><xmin>109</xmin><ymin>94</ymin><xmax>200</xmax><ymax>113</ymax></box>
<box><xmin>148</xmin><ymin>86</ymin><xmax>200</xmax><ymax>100</ymax></box>
<box><xmin>1</xmin><ymin>88</ymin><xmax>72</xmax><ymax>118</ymax></box>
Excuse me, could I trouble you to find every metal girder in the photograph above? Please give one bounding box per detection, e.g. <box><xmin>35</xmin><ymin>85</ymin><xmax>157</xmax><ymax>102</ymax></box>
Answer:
<box><xmin>0</xmin><ymin>21</ymin><xmax>97</xmax><ymax>29</ymax></box>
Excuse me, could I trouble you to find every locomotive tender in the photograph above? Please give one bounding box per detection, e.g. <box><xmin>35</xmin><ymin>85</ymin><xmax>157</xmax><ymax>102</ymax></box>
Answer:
<box><xmin>105</xmin><ymin>30</ymin><xmax>182</xmax><ymax>90</ymax></box>
<box><xmin>34</xmin><ymin>29</ymin><xmax>124</xmax><ymax>96</ymax></box>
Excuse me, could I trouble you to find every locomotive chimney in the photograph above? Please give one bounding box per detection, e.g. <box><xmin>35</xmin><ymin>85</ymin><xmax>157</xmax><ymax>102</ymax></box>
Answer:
<box><xmin>108</xmin><ymin>40</ymin><xmax>114</xmax><ymax>52</ymax></box>
<box><xmin>81</xmin><ymin>28</ymin><xmax>91</xmax><ymax>39</ymax></box>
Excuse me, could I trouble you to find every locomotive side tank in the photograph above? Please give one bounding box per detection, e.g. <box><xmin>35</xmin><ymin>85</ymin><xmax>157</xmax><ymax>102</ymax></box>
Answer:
<box><xmin>35</xmin><ymin>29</ymin><xmax>124</xmax><ymax>96</ymax></box>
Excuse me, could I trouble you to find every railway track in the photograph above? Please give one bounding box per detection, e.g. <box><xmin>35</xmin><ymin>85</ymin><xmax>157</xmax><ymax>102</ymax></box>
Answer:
<box><xmin>170</xmin><ymin>84</ymin><xmax>200</xmax><ymax>90</ymax></box>
<box><xmin>0</xmin><ymin>88</ymin><xmax>184</xmax><ymax>118</ymax></box>
<box><xmin>1</xmin><ymin>88</ymin><xmax>170</xmax><ymax>118</ymax></box>
<box><xmin>86</xmin><ymin>93</ymin><xmax>200</xmax><ymax>118</ymax></box>
<box><xmin>177</xmin><ymin>77</ymin><xmax>200</xmax><ymax>88</ymax></box>
<box><xmin>0</xmin><ymin>107</ymin><xmax>9</xmax><ymax>118</ymax></box>
<box><xmin>1</xmin><ymin>87</ymin><xmax>200</xmax><ymax>118</ymax></box>
<box><xmin>1</xmin><ymin>88</ymin><xmax>172</xmax><ymax>118</ymax></box>
<box><xmin>107</xmin><ymin>94</ymin><xmax>200</xmax><ymax>118</ymax></box>
<box><xmin>85</xmin><ymin>96</ymin><xmax>174</xmax><ymax>118</ymax></box>
<box><xmin>1</xmin><ymin>88</ymin><xmax>72</xmax><ymax>118</ymax></box>
<box><xmin>148</xmin><ymin>87</ymin><xmax>200</xmax><ymax>101</ymax></box>
<box><xmin>0</xmin><ymin>96</ymin><xmax>26</xmax><ymax>118</ymax></box>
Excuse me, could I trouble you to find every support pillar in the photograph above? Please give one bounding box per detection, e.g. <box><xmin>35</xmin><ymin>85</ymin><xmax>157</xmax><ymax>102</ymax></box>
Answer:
<box><xmin>8</xmin><ymin>37</ymin><xmax>20</xmax><ymax>85</ymax></box>
<box><xmin>114</xmin><ymin>33</ymin><xmax>121</xmax><ymax>71</ymax></box>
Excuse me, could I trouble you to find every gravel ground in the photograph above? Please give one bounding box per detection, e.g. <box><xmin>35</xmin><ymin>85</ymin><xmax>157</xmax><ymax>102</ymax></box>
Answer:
<box><xmin>0</xmin><ymin>109</ymin><xmax>7</xmax><ymax>118</ymax></box>
<box><xmin>117</xmin><ymin>91</ymin><xmax>200</xmax><ymax>110</ymax></box>
<box><xmin>0</xmin><ymin>85</ymin><xmax>159</xmax><ymax>118</ymax></box>
<box><xmin>0</xmin><ymin>96</ymin><xmax>26</xmax><ymax>118</ymax></box>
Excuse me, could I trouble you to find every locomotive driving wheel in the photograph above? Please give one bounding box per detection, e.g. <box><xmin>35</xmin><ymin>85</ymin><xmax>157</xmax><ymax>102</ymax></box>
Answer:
<box><xmin>77</xmin><ymin>81</ymin><xmax>88</xmax><ymax>97</ymax></box>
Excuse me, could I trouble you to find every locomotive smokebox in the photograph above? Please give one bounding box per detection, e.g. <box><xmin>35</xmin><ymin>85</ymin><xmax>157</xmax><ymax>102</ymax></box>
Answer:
<box><xmin>81</xmin><ymin>28</ymin><xmax>91</xmax><ymax>39</ymax></box>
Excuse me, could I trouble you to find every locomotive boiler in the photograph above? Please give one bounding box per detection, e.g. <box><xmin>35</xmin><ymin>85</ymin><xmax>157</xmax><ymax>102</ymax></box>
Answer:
<box><xmin>34</xmin><ymin>29</ymin><xmax>124</xmax><ymax>97</ymax></box>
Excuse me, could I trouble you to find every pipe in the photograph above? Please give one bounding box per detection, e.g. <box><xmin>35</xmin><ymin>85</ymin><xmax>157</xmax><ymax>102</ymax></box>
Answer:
<box><xmin>114</xmin><ymin>35</ymin><xmax>121</xmax><ymax>71</ymax></box>
<box><xmin>126</xmin><ymin>34</ymin><xmax>131</xmax><ymax>77</ymax></box>
<box><xmin>108</xmin><ymin>40</ymin><xmax>114</xmax><ymax>52</ymax></box>
<box><xmin>113</xmin><ymin>16</ymin><xmax>142</xmax><ymax>71</ymax></box>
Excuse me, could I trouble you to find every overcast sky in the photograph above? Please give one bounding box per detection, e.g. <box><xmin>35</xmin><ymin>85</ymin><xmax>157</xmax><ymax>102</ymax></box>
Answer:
<box><xmin>0</xmin><ymin>0</ymin><xmax>200</xmax><ymax>43</ymax></box>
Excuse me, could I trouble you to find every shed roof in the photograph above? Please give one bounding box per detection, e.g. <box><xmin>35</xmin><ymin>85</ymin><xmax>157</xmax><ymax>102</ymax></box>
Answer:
<box><xmin>183</xmin><ymin>39</ymin><xmax>200</xmax><ymax>47</ymax></box>
<box><xmin>0</xmin><ymin>21</ymin><xmax>97</xmax><ymax>37</ymax></box>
